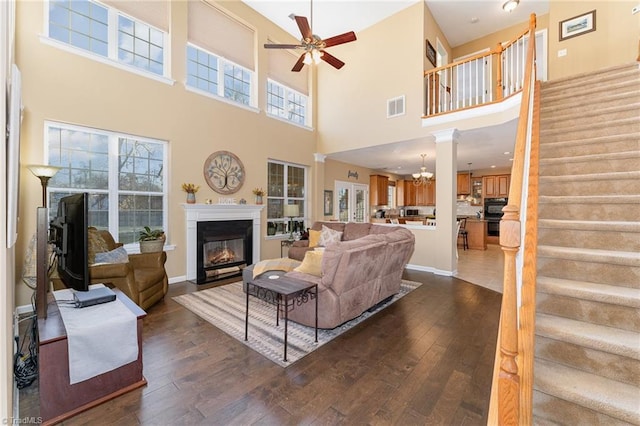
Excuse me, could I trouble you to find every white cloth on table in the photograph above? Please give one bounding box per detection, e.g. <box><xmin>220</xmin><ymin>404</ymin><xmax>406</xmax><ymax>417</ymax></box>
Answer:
<box><xmin>53</xmin><ymin>284</ymin><xmax>138</xmax><ymax>384</ymax></box>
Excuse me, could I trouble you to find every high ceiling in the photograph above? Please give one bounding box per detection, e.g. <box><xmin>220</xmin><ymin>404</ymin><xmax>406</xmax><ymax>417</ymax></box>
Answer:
<box><xmin>242</xmin><ymin>0</ymin><xmax>549</xmax><ymax>175</ymax></box>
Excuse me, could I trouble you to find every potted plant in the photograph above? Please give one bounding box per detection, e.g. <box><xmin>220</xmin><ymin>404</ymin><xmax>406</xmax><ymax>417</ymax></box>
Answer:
<box><xmin>252</xmin><ymin>187</ymin><xmax>265</xmax><ymax>204</ymax></box>
<box><xmin>182</xmin><ymin>183</ymin><xmax>200</xmax><ymax>204</ymax></box>
<box><xmin>139</xmin><ymin>226</ymin><xmax>165</xmax><ymax>253</ymax></box>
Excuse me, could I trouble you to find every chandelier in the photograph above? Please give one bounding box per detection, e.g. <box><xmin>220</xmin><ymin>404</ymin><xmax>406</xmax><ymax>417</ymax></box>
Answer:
<box><xmin>412</xmin><ymin>154</ymin><xmax>434</xmax><ymax>186</ymax></box>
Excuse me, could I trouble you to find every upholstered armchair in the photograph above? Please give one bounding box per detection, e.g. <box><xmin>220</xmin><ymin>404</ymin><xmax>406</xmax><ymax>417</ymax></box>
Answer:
<box><xmin>51</xmin><ymin>230</ymin><xmax>168</xmax><ymax>310</ymax></box>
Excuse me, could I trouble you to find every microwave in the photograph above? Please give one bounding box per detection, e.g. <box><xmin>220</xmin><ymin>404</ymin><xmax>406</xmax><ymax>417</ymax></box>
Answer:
<box><xmin>405</xmin><ymin>209</ymin><xmax>420</xmax><ymax>216</ymax></box>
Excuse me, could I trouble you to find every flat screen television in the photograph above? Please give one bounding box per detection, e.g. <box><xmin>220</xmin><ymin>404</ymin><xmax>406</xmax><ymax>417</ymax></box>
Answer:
<box><xmin>50</xmin><ymin>193</ymin><xmax>90</xmax><ymax>292</ymax></box>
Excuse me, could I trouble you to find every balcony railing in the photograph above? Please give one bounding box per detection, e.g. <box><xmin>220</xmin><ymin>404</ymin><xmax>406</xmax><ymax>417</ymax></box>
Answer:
<box><xmin>424</xmin><ymin>20</ymin><xmax>535</xmax><ymax>117</ymax></box>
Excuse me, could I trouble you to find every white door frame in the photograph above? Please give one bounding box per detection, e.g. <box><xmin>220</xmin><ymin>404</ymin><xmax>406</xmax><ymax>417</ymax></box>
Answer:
<box><xmin>334</xmin><ymin>181</ymin><xmax>369</xmax><ymax>223</ymax></box>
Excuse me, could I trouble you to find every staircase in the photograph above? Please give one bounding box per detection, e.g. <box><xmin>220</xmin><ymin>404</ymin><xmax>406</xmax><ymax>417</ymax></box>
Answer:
<box><xmin>534</xmin><ymin>63</ymin><xmax>640</xmax><ymax>424</ymax></box>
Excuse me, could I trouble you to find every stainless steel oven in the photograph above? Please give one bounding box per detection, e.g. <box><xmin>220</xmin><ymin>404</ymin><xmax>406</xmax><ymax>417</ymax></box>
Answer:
<box><xmin>484</xmin><ymin>198</ymin><xmax>508</xmax><ymax>237</ymax></box>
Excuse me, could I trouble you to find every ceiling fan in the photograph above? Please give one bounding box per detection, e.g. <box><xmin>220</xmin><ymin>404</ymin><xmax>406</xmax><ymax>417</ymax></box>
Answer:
<box><xmin>263</xmin><ymin>1</ymin><xmax>357</xmax><ymax>72</ymax></box>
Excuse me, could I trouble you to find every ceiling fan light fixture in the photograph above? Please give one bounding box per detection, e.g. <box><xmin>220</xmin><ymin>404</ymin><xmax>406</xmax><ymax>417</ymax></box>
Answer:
<box><xmin>303</xmin><ymin>51</ymin><xmax>313</xmax><ymax>65</ymax></box>
<box><xmin>311</xmin><ymin>49</ymin><xmax>323</xmax><ymax>63</ymax></box>
<box><xmin>502</xmin><ymin>0</ymin><xmax>519</xmax><ymax>12</ymax></box>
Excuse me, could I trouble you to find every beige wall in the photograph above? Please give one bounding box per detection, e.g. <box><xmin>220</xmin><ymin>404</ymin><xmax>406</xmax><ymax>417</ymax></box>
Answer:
<box><xmin>423</xmin><ymin>3</ymin><xmax>452</xmax><ymax>71</ymax></box>
<box><xmin>316</xmin><ymin>2</ymin><xmax>428</xmax><ymax>154</ymax></box>
<box><xmin>14</xmin><ymin>0</ymin><xmax>317</xmax><ymax>305</ymax></box>
<box><xmin>548</xmin><ymin>1</ymin><xmax>639</xmax><ymax>80</ymax></box>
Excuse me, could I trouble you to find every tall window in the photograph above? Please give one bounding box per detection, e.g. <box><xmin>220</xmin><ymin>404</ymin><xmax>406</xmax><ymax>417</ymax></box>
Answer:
<box><xmin>46</xmin><ymin>122</ymin><xmax>168</xmax><ymax>246</ymax></box>
<box><xmin>266</xmin><ymin>161</ymin><xmax>307</xmax><ymax>237</ymax></box>
<box><xmin>47</xmin><ymin>0</ymin><xmax>168</xmax><ymax>77</ymax></box>
<box><xmin>186</xmin><ymin>44</ymin><xmax>252</xmax><ymax>106</ymax></box>
<box><xmin>266</xmin><ymin>79</ymin><xmax>308</xmax><ymax>126</ymax></box>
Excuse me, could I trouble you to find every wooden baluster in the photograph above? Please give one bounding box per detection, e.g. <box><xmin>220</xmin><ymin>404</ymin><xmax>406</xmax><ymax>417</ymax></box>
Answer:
<box><xmin>495</xmin><ymin>42</ymin><xmax>504</xmax><ymax>101</ymax></box>
<box><xmin>498</xmin><ymin>205</ymin><xmax>521</xmax><ymax>424</ymax></box>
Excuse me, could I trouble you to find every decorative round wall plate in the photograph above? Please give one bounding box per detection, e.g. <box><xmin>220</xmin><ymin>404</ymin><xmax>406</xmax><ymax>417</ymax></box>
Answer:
<box><xmin>203</xmin><ymin>151</ymin><xmax>245</xmax><ymax>194</ymax></box>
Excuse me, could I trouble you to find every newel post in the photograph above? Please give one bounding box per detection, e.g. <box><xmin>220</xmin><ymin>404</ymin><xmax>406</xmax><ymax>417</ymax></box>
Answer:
<box><xmin>498</xmin><ymin>204</ymin><xmax>521</xmax><ymax>425</ymax></box>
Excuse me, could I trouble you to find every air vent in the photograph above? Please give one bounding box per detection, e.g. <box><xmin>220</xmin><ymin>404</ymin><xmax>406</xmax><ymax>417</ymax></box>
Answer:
<box><xmin>387</xmin><ymin>95</ymin><xmax>405</xmax><ymax>118</ymax></box>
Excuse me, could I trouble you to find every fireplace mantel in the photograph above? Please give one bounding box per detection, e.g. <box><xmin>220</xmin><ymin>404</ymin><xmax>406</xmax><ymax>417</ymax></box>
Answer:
<box><xmin>182</xmin><ymin>203</ymin><xmax>264</xmax><ymax>281</ymax></box>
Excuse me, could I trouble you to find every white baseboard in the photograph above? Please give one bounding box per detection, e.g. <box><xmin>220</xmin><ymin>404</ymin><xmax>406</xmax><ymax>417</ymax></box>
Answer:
<box><xmin>168</xmin><ymin>275</ymin><xmax>186</xmax><ymax>285</ymax></box>
<box><xmin>406</xmin><ymin>264</ymin><xmax>454</xmax><ymax>277</ymax></box>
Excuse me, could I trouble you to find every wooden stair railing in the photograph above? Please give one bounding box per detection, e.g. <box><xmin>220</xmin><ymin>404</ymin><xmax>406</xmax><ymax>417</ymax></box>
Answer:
<box><xmin>487</xmin><ymin>13</ymin><xmax>539</xmax><ymax>425</ymax></box>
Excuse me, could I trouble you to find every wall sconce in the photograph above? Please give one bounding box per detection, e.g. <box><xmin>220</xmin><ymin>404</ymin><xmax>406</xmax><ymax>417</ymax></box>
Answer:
<box><xmin>27</xmin><ymin>164</ymin><xmax>61</xmax><ymax>207</ymax></box>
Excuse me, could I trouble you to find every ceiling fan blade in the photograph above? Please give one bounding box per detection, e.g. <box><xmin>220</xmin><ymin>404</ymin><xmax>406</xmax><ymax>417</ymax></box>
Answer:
<box><xmin>291</xmin><ymin>53</ymin><xmax>306</xmax><ymax>72</ymax></box>
<box><xmin>264</xmin><ymin>43</ymin><xmax>303</xmax><ymax>49</ymax></box>
<box><xmin>320</xmin><ymin>51</ymin><xmax>345</xmax><ymax>69</ymax></box>
<box><xmin>295</xmin><ymin>15</ymin><xmax>312</xmax><ymax>40</ymax></box>
<box><xmin>323</xmin><ymin>31</ymin><xmax>357</xmax><ymax>48</ymax></box>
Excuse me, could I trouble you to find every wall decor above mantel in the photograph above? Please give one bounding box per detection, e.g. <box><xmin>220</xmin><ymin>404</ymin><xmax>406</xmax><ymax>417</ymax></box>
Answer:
<box><xmin>203</xmin><ymin>151</ymin><xmax>245</xmax><ymax>195</ymax></box>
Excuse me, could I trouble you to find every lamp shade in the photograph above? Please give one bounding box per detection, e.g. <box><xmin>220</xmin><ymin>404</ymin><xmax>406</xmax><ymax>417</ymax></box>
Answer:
<box><xmin>27</xmin><ymin>164</ymin><xmax>61</xmax><ymax>178</ymax></box>
<box><xmin>284</xmin><ymin>204</ymin><xmax>299</xmax><ymax>217</ymax></box>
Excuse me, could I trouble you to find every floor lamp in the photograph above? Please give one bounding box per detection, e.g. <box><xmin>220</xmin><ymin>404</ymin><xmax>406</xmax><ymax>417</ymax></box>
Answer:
<box><xmin>283</xmin><ymin>204</ymin><xmax>300</xmax><ymax>240</ymax></box>
<box><xmin>27</xmin><ymin>165</ymin><xmax>60</xmax><ymax>319</ymax></box>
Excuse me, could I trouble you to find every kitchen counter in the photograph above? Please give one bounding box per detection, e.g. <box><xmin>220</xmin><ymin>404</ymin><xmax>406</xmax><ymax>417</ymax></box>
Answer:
<box><xmin>460</xmin><ymin>219</ymin><xmax>487</xmax><ymax>250</ymax></box>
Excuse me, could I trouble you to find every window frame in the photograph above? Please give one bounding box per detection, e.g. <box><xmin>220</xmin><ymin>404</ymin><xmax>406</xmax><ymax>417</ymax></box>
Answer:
<box><xmin>266</xmin><ymin>78</ymin><xmax>310</xmax><ymax>128</ymax></box>
<box><xmin>44</xmin><ymin>121</ymin><xmax>169</xmax><ymax>251</ymax></box>
<box><xmin>266</xmin><ymin>160</ymin><xmax>308</xmax><ymax>239</ymax></box>
<box><xmin>185</xmin><ymin>43</ymin><xmax>257</xmax><ymax>110</ymax></box>
<box><xmin>43</xmin><ymin>0</ymin><xmax>173</xmax><ymax>84</ymax></box>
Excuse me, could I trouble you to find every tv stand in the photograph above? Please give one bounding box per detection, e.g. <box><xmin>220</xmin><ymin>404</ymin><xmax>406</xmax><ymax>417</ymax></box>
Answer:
<box><xmin>37</xmin><ymin>288</ymin><xmax>146</xmax><ymax>425</ymax></box>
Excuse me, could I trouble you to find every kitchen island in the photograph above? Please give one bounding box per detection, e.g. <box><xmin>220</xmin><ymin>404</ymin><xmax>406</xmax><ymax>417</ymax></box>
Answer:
<box><xmin>459</xmin><ymin>218</ymin><xmax>487</xmax><ymax>250</ymax></box>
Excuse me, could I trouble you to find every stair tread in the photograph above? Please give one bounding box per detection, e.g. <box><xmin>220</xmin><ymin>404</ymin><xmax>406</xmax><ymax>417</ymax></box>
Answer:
<box><xmin>541</xmin><ymin>101</ymin><xmax>640</xmax><ymax>122</ymax></box>
<box><xmin>538</xmin><ymin>219</ymin><xmax>640</xmax><ymax>232</ymax></box>
<box><xmin>540</xmin><ymin>132</ymin><xmax>639</xmax><ymax>148</ymax></box>
<box><xmin>539</xmin><ymin>150</ymin><xmax>640</xmax><ymax>164</ymax></box>
<box><xmin>534</xmin><ymin>358</ymin><xmax>640</xmax><ymax>424</ymax></box>
<box><xmin>536</xmin><ymin>313</ymin><xmax>640</xmax><ymax>360</ymax></box>
<box><xmin>537</xmin><ymin>276</ymin><xmax>640</xmax><ymax>308</ymax></box>
<box><xmin>539</xmin><ymin>194</ymin><xmax>640</xmax><ymax>204</ymax></box>
<box><xmin>538</xmin><ymin>245</ymin><xmax>640</xmax><ymax>266</ymax></box>
<box><xmin>539</xmin><ymin>170</ymin><xmax>640</xmax><ymax>182</ymax></box>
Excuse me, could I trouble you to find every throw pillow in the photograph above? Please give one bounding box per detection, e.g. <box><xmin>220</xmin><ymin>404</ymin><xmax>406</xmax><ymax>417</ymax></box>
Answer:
<box><xmin>87</xmin><ymin>227</ymin><xmax>110</xmax><ymax>264</ymax></box>
<box><xmin>94</xmin><ymin>246</ymin><xmax>129</xmax><ymax>264</ymax></box>
<box><xmin>308</xmin><ymin>229</ymin><xmax>321</xmax><ymax>248</ymax></box>
<box><xmin>318</xmin><ymin>224</ymin><xmax>342</xmax><ymax>247</ymax></box>
<box><xmin>293</xmin><ymin>250</ymin><xmax>323</xmax><ymax>277</ymax></box>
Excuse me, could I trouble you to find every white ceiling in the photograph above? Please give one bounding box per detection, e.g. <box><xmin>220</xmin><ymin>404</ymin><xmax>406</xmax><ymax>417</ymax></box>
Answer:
<box><xmin>242</xmin><ymin>0</ymin><xmax>549</xmax><ymax>175</ymax></box>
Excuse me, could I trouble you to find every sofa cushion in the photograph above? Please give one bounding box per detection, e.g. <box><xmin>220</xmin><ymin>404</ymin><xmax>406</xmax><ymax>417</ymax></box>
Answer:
<box><xmin>88</xmin><ymin>227</ymin><xmax>110</xmax><ymax>264</ymax></box>
<box><xmin>311</xmin><ymin>222</ymin><xmax>345</xmax><ymax>233</ymax></box>
<box><xmin>293</xmin><ymin>250</ymin><xmax>324</xmax><ymax>276</ymax></box>
<box><xmin>343</xmin><ymin>222</ymin><xmax>372</xmax><ymax>241</ymax></box>
<box><xmin>308</xmin><ymin>229</ymin><xmax>321</xmax><ymax>248</ymax></box>
<box><xmin>319</xmin><ymin>225</ymin><xmax>343</xmax><ymax>246</ymax></box>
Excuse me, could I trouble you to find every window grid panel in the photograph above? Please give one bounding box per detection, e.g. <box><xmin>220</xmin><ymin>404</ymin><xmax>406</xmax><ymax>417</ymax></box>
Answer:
<box><xmin>186</xmin><ymin>45</ymin><xmax>219</xmax><ymax>95</ymax></box>
<box><xmin>266</xmin><ymin>81</ymin><xmax>286</xmax><ymax>118</ymax></box>
<box><xmin>46</xmin><ymin>123</ymin><xmax>167</xmax><ymax>246</ymax></box>
<box><xmin>267</xmin><ymin>161</ymin><xmax>307</xmax><ymax>236</ymax></box>
<box><xmin>118</xmin><ymin>15</ymin><xmax>164</xmax><ymax>75</ymax></box>
<box><xmin>49</xmin><ymin>0</ymin><xmax>109</xmax><ymax>57</ymax></box>
<box><xmin>223</xmin><ymin>63</ymin><xmax>251</xmax><ymax>105</ymax></box>
<box><xmin>267</xmin><ymin>79</ymin><xmax>308</xmax><ymax>125</ymax></box>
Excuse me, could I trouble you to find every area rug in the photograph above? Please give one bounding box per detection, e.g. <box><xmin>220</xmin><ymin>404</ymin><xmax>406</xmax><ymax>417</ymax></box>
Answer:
<box><xmin>173</xmin><ymin>280</ymin><xmax>421</xmax><ymax>367</ymax></box>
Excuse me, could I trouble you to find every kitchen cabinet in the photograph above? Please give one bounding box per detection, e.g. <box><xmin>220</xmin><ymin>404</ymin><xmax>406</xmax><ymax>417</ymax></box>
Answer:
<box><xmin>483</xmin><ymin>174</ymin><xmax>510</xmax><ymax>198</ymax></box>
<box><xmin>471</xmin><ymin>178</ymin><xmax>482</xmax><ymax>205</ymax></box>
<box><xmin>396</xmin><ymin>179</ymin><xmax>407</xmax><ymax>206</ymax></box>
<box><xmin>397</xmin><ymin>179</ymin><xmax>417</xmax><ymax>206</ymax></box>
<box><xmin>457</xmin><ymin>173</ymin><xmax>471</xmax><ymax>195</ymax></box>
<box><xmin>369</xmin><ymin>175</ymin><xmax>389</xmax><ymax>206</ymax></box>
<box><xmin>416</xmin><ymin>181</ymin><xmax>435</xmax><ymax>206</ymax></box>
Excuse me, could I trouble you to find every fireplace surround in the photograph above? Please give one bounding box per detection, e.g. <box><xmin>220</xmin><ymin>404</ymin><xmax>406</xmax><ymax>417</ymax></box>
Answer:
<box><xmin>182</xmin><ymin>204</ymin><xmax>264</xmax><ymax>283</ymax></box>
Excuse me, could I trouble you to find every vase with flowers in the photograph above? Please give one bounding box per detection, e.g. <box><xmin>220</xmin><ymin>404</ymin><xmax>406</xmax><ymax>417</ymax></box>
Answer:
<box><xmin>182</xmin><ymin>183</ymin><xmax>200</xmax><ymax>204</ymax></box>
<box><xmin>252</xmin><ymin>187</ymin><xmax>265</xmax><ymax>205</ymax></box>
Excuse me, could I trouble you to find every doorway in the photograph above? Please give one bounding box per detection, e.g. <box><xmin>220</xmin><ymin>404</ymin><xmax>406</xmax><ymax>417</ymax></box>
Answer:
<box><xmin>335</xmin><ymin>181</ymin><xmax>368</xmax><ymax>223</ymax></box>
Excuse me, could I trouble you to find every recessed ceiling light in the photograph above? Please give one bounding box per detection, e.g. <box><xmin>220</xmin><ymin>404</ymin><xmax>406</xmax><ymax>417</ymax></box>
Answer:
<box><xmin>470</xmin><ymin>17</ymin><xmax>479</xmax><ymax>24</ymax></box>
<box><xmin>502</xmin><ymin>0</ymin><xmax>519</xmax><ymax>13</ymax></box>
<box><xmin>504</xmin><ymin>151</ymin><xmax>511</xmax><ymax>155</ymax></box>
<box><xmin>491</xmin><ymin>165</ymin><xmax>496</xmax><ymax>168</ymax></box>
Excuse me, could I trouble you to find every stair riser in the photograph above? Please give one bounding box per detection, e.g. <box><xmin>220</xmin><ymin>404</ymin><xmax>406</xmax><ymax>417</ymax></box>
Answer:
<box><xmin>537</xmin><ymin>293</ymin><xmax>640</xmax><ymax>332</ymax></box>
<box><xmin>540</xmin><ymin>138</ymin><xmax>640</xmax><ymax>158</ymax></box>
<box><xmin>539</xmin><ymin>156</ymin><xmax>640</xmax><ymax>175</ymax></box>
<box><xmin>540</xmin><ymin>120</ymin><xmax>640</xmax><ymax>142</ymax></box>
<box><xmin>542</xmin><ymin>84</ymin><xmax>640</xmax><ymax>108</ymax></box>
<box><xmin>539</xmin><ymin>178</ymin><xmax>640</xmax><ymax>197</ymax></box>
<box><xmin>532</xmin><ymin>391</ymin><xmax>636</xmax><ymax>425</ymax></box>
<box><xmin>542</xmin><ymin>64</ymin><xmax>639</xmax><ymax>92</ymax></box>
<box><xmin>540</xmin><ymin>107</ymin><xmax>640</xmax><ymax>131</ymax></box>
<box><xmin>538</xmin><ymin>202</ymin><xmax>638</xmax><ymax>221</ymax></box>
<box><xmin>537</xmin><ymin>258</ymin><xmax>640</xmax><ymax>289</ymax></box>
<box><xmin>541</xmin><ymin>91</ymin><xmax>640</xmax><ymax>116</ymax></box>
<box><xmin>538</xmin><ymin>228</ymin><xmax>640</xmax><ymax>252</ymax></box>
<box><xmin>535</xmin><ymin>336</ymin><xmax>640</xmax><ymax>385</ymax></box>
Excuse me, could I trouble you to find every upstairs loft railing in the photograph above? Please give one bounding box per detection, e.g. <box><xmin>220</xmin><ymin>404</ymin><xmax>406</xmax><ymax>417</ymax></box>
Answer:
<box><xmin>424</xmin><ymin>19</ymin><xmax>535</xmax><ymax>117</ymax></box>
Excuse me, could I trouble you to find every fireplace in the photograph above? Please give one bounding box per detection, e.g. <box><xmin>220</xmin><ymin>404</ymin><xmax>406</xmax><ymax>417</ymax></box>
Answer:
<box><xmin>197</xmin><ymin>220</ymin><xmax>252</xmax><ymax>284</ymax></box>
<box><xmin>182</xmin><ymin>204</ymin><xmax>264</xmax><ymax>284</ymax></box>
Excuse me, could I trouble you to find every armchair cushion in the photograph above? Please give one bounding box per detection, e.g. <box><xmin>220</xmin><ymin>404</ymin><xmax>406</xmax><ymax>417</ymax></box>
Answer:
<box><xmin>94</xmin><ymin>246</ymin><xmax>129</xmax><ymax>264</ymax></box>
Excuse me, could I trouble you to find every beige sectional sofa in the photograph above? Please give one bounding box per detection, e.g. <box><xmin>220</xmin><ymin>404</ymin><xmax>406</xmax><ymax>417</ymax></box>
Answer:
<box><xmin>253</xmin><ymin>222</ymin><xmax>415</xmax><ymax>329</ymax></box>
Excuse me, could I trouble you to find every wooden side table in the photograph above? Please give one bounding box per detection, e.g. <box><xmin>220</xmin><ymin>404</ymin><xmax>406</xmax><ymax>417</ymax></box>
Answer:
<box><xmin>245</xmin><ymin>276</ymin><xmax>317</xmax><ymax>362</ymax></box>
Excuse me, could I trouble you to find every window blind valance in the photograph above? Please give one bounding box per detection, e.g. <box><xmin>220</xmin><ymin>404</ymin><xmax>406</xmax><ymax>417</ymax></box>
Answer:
<box><xmin>267</xmin><ymin>45</ymin><xmax>309</xmax><ymax>95</ymax></box>
<box><xmin>101</xmin><ymin>0</ymin><xmax>169</xmax><ymax>31</ymax></box>
<box><xmin>188</xmin><ymin>1</ymin><xmax>255</xmax><ymax>71</ymax></box>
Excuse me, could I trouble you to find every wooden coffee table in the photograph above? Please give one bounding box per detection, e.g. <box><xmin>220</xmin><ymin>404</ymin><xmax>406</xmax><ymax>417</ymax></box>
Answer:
<box><xmin>245</xmin><ymin>275</ymin><xmax>318</xmax><ymax>362</ymax></box>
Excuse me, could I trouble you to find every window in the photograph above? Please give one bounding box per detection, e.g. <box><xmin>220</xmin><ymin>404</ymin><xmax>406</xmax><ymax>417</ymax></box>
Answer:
<box><xmin>266</xmin><ymin>161</ymin><xmax>307</xmax><ymax>237</ymax></box>
<box><xmin>267</xmin><ymin>79</ymin><xmax>308</xmax><ymax>126</ymax></box>
<box><xmin>186</xmin><ymin>44</ymin><xmax>252</xmax><ymax>106</ymax></box>
<box><xmin>47</xmin><ymin>0</ymin><xmax>167</xmax><ymax>77</ymax></box>
<box><xmin>46</xmin><ymin>122</ymin><xmax>168</xmax><ymax>246</ymax></box>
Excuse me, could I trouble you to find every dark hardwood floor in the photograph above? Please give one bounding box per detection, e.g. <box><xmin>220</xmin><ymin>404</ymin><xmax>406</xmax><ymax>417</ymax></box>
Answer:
<box><xmin>20</xmin><ymin>271</ymin><xmax>501</xmax><ymax>425</ymax></box>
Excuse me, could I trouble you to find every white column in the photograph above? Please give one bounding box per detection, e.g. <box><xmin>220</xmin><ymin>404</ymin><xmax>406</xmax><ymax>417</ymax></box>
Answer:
<box><xmin>432</xmin><ymin>128</ymin><xmax>459</xmax><ymax>275</ymax></box>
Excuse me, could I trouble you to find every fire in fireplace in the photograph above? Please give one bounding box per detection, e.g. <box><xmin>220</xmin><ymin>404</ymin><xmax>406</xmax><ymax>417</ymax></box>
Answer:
<box><xmin>197</xmin><ymin>220</ymin><xmax>252</xmax><ymax>284</ymax></box>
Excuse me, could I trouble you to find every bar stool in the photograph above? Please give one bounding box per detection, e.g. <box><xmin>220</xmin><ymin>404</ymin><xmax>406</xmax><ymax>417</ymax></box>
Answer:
<box><xmin>458</xmin><ymin>218</ymin><xmax>469</xmax><ymax>250</ymax></box>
